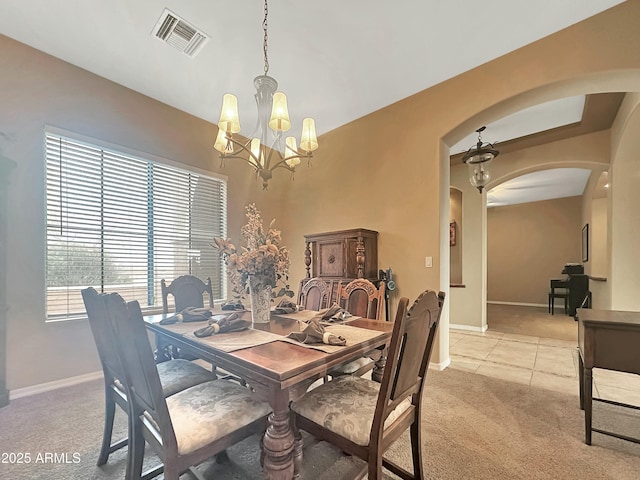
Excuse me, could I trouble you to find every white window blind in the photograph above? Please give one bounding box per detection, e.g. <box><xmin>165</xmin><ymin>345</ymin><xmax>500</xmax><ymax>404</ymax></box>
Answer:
<box><xmin>45</xmin><ymin>132</ymin><xmax>226</xmax><ymax>320</ymax></box>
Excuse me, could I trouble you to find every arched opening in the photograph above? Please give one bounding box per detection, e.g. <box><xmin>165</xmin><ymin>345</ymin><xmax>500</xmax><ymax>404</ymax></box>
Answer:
<box><xmin>443</xmin><ymin>79</ymin><xmax>640</xmax><ymax>376</ymax></box>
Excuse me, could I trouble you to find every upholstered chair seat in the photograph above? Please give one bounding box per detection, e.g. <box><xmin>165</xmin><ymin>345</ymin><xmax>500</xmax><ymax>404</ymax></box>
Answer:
<box><xmin>150</xmin><ymin>380</ymin><xmax>272</xmax><ymax>455</ymax></box>
<box><xmin>111</xmin><ymin>359</ymin><xmax>216</xmax><ymax>399</ymax></box>
<box><xmin>291</xmin><ymin>376</ymin><xmax>411</xmax><ymax>446</ymax></box>
<box><xmin>156</xmin><ymin>359</ymin><xmax>218</xmax><ymax>397</ymax></box>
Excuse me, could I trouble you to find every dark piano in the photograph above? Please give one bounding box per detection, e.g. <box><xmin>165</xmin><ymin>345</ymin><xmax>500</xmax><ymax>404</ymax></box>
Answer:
<box><xmin>560</xmin><ymin>263</ymin><xmax>591</xmax><ymax>318</ymax></box>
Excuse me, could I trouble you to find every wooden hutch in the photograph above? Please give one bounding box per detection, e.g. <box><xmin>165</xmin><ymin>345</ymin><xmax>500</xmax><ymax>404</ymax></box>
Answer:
<box><xmin>303</xmin><ymin>228</ymin><xmax>379</xmax><ymax>303</ymax></box>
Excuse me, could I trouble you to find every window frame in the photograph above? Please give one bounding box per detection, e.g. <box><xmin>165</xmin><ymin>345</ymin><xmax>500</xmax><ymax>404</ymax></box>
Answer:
<box><xmin>44</xmin><ymin>126</ymin><xmax>228</xmax><ymax>322</ymax></box>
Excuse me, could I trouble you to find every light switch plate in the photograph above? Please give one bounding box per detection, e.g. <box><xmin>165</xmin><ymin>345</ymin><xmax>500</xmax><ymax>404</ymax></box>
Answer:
<box><xmin>425</xmin><ymin>256</ymin><xmax>433</xmax><ymax>268</ymax></box>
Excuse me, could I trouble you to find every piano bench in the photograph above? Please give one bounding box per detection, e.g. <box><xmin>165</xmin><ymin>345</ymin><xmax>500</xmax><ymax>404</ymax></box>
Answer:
<box><xmin>549</xmin><ymin>289</ymin><xmax>569</xmax><ymax>315</ymax></box>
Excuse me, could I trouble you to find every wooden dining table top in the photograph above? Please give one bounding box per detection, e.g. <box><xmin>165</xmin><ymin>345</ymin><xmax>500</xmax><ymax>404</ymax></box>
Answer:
<box><xmin>144</xmin><ymin>310</ymin><xmax>393</xmax><ymax>387</ymax></box>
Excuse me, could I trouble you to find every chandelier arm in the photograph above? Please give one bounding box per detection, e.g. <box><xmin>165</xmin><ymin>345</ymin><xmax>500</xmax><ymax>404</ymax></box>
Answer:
<box><xmin>269</xmin><ymin>155</ymin><xmax>312</xmax><ymax>172</ymax></box>
<box><xmin>221</xmin><ymin>137</ymin><xmax>262</xmax><ymax>169</ymax></box>
<box><xmin>263</xmin><ymin>148</ymin><xmax>309</xmax><ymax>172</ymax></box>
<box><xmin>220</xmin><ymin>153</ymin><xmax>261</xmax><ymax>171</ymax></box>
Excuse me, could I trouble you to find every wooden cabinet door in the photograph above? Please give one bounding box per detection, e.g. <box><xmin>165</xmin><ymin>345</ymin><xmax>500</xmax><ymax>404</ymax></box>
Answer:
<box><xmin>316</xmin><ymin>240</ymin><xmax>345</xmax><ymax>277</ymax></box>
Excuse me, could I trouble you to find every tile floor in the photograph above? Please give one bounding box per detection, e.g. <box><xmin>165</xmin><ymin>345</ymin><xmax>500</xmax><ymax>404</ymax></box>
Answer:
<box><xmin>448</xmin><ymin>328</ymin><xmax>640</xmax><ymax>407</ymax></box>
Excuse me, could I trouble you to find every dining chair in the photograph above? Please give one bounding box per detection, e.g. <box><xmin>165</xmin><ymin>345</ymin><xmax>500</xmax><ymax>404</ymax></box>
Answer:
<box><xmin>160</xmin><ymin>275</ymin><xmax>214</xmax><ymax>363</ymax></box>
<box><xmin>291</xmin><ymin>290</ymin><xmax>445</xmax><ymax>480</ymax></box>
<box><xmin>297</xmin><ymin>277</ymin><xmax>332</xmax><ymax>311</ymax></box>
<box><xmin>105</xmin><ymin>292</ymin><xmax>271</xmax><ymax>480</ymax></box>
<box><xmin>82</xmin><ymin>288</ymin><xmax>217</xmax><ymax>479</ymax></box>
<box><xmin>161</xmin><ymin>275</ymin><xmax>214</xmax><ymax>314</ymax></box>
<box><xmin>329</xmin><ymin>278</ymin><xmax>386</xmax><ymax>378</ymax></box>
<box><xmin>336</xmin><ymin>278</ymin><xmax>385</xmax><ymax>321</ymax></box>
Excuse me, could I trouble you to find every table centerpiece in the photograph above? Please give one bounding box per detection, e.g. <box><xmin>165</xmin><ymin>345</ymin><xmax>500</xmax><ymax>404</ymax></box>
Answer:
<box><xmin>212</xmin><ymin>204</ymin><xmax>294</xmax><ymax>323</ymax></box>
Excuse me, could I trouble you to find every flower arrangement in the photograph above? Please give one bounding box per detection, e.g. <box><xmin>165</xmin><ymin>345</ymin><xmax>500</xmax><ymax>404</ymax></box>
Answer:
<box><xmin>212</xmin><ymin>204</ymin><xmax>294</xmax><ymax>301</ymax></box>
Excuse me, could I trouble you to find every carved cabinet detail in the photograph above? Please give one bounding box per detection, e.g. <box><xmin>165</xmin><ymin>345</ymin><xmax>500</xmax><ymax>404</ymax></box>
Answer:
<box><xmin>304</xmin><ymin>228</ymin><xmax>378</xmax><ymax>281</ymax></box>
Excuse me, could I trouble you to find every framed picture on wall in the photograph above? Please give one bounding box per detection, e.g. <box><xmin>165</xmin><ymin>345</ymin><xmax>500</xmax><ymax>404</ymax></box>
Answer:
<box><xmin>450</xmin><ymin>221</ymin><xmax>457</xmax><ymax>247</ymax></box>
<box><xmin>582</xmin><ymin>223</ymin><xmax>589</xmax><ymax>262</ymax></box>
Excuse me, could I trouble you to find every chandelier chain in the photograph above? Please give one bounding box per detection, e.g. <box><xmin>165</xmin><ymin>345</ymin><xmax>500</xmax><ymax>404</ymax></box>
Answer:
<box><xmin>263</xmin><ymin>0</ymin><xmax>269</xmax><ymax>75</ymax></box>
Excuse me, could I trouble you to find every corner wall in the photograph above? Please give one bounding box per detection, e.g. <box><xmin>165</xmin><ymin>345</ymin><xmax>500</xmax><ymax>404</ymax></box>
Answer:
<box><xmin>609</xmin><ymin>92</ymin><xmax>640</xmax><ymax>310</ymax></box>
<box><xmin>487</xmin><ymin>196</ymin><xmax>583</xmax><ymax>305</ymax></box>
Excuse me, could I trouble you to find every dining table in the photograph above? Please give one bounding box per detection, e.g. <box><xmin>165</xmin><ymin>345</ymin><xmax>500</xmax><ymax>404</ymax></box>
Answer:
<box><xmin>144</xmin><ymin>308</ymin><xmax>393</xmax><ymax>480</ymax></box>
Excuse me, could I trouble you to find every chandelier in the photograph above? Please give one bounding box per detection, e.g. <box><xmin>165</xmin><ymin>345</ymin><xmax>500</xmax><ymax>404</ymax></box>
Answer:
<box><xmin>461</xmin><ymin>126</ymin><xmax>499</xmax><ymax>193</ymax></box>
<box><xmin>214</xmin><ymin>0</ymin><xmax>318</xmax><ymax>190</ymax></box>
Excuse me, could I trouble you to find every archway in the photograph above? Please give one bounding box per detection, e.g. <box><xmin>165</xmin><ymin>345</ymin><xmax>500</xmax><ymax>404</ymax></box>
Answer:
<box><xmin>445</xmin><ymin>84</ymin><xmax>638</xmax><ymax>341</ymax></box>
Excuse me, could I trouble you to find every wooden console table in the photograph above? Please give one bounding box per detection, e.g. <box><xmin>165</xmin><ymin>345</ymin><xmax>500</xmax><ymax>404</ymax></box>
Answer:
<box><xmin>577</xmin><ymin>308</ymin><xmax>640</xmax><ymax>445</ymax></box>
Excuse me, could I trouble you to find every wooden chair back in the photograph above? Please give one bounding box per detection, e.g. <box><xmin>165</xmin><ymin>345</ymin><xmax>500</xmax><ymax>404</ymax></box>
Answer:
<box><xmin>298</xmin><ymin>277</ymin><xmax>331</xmax><ymax>311</ymax></box>
<box><xmin>82</xmin><ymin>287</ymin><xmax>135</xmax><ymax>470</ymax></box>
<box><xmin>337</xmin><ymin>278</ymin><xmax>385</xmax><ymax>320</ymax></box>
<box><xmin>161</xmin><ymin>275</ymin><xmax>213</xmax><ymax>314</ymax></box>
<box><xmin>105</xmin><ymin>293</ymin><xmax>181</xmax><ymax>455</ymax></box>
<box><xmin>379</xmin><ymin>290</ymin><xmax>444</xmax><ymax>407</ymax></box>
<box><xmin>82</xmin><ymin>287</ymin><xmax>127</xmax><ymax>394</ymax></box>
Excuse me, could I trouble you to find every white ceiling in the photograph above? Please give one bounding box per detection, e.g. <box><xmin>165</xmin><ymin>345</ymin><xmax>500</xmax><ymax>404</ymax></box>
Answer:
<box><xmin>487</xmin><ymin>168</ymin><xmax>592</xmax><ymax>208</ymax></box>
<box><xmin>0</xmin><ymin>0</ymin><xmax>624</xmax><ymax>203</ymax></box>
<box><xmin>450</xmin><ymin>96</ymin><xmax>587</xmax><ymax>155</ymax></box>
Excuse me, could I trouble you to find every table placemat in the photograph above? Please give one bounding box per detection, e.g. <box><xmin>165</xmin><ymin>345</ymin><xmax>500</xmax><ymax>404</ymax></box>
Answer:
<box><xmin>158</xmin><ymin>322</ymin><xmax>282</xmax><ymax>352</ymax></box>
<box><xmin>273</xmin><ymin>309</ymin><xmax>361</xmax><ymax>324</ymax></box>
<box><xmin>271</xmin><ymin>309</ymin><xmax>319</xmax><ymax>322</ymax></box>
<box><xmin>279</xmin><ymin>323</ymin><xmax>385</xmax><ymax>353</ymax></box>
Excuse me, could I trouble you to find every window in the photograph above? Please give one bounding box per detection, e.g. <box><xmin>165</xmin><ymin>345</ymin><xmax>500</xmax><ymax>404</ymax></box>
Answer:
<box><xmin>45</xmin><ymin>131</ymin><xmax>226</xmax><ymax>320</ymax></box>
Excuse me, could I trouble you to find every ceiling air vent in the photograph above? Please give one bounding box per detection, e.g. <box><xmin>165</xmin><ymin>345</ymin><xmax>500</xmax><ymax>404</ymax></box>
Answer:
<box><xmin>152</xmin><ymin>8</ymin><xmax>209</xmax><ymax>58</ymax></box>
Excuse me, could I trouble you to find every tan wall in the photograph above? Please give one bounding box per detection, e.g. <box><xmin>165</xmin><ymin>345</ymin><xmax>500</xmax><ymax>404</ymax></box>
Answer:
<box><xmin>487</xmin><ymin>197</ymin><xmax>582</xmax><ymax>305</ymax></box>
<box><xmin>0</xmin><ymin>35</ymin><xmax>282</xmax><ymax>390</ymax></box>
<box><xmin>609</xmin><ymin>92</ymin><xmax>640</xmax><ymax>310</ymax></box>
<box><xmin>589</xmin><ymin>196</ymin><xmax>609</xmax><ymax>309</ymax></box>
<box><xmin>591</xmin><ymin>198</ymin><xmax>608</xmax><ymax>278</ymax></box>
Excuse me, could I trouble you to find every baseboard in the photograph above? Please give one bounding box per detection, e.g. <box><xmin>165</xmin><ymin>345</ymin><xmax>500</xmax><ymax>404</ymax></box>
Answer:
<box><xmin>488</xmin><ymin>301</ymin><xmax>546</xmax><ymax>308</ymax></box>
<box><xmin>450</xmin><ymin>323</ymin><xmax>488</xmax><ymax>333</ymax></box>
<box><xmin>9</xmin><ymin>371</ymin><xmax>103</xmax><ymax>401</ymax></box>
<box><xmin>430</xmin><ymin>357</ymin><xmax>451</xmax><ymax>371</ymax></box>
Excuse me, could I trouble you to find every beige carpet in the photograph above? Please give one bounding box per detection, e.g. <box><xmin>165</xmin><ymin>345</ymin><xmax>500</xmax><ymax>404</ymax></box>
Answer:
<box><xmin>1</xmin><ymin>367</ymin><xmax>639</xmax><ymax>479</ymax></box>
<box><xmin>487</xmin><ymin>303</ymin><xmax>578</xmax><ymax>342</ymax></box>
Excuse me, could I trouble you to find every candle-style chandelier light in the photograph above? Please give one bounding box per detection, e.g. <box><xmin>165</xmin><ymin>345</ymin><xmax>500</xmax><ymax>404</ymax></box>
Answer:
<box><xmin>214</xmin><ymin>0</ymin><xmax>319</xmax><ymax>190</ymax></box>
